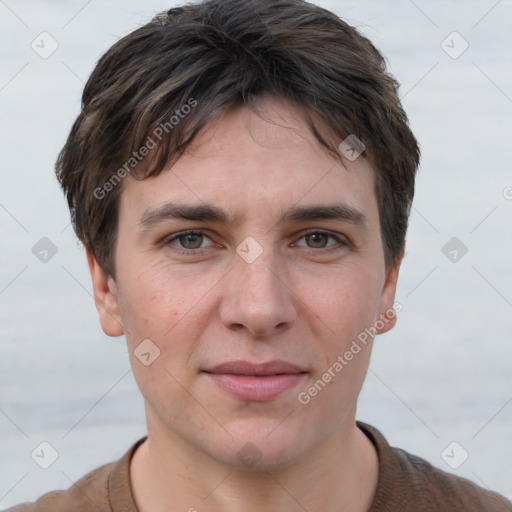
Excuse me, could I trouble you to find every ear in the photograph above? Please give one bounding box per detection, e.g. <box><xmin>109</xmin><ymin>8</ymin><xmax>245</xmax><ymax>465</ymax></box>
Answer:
<box><xmin>86</xmin><ymin>250</ymin><xmax>124</xmax><ymax>337</ymax></box>
<box><xmin>375</xmin><ymin>252</ymin><xmax>403</xmax><ymax>335</ymax></box>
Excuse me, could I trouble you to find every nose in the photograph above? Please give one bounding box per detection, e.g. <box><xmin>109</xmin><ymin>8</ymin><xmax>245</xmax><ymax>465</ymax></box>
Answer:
<box><xmin>219</xmin><ymin>245</ymin><xmax>297</xmax><ymax>338</ymax></box>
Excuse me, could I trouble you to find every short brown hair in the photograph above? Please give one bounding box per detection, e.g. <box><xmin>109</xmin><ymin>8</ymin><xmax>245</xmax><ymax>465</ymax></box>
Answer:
<box><xmin>56</xmin><ymin>0</ymin><xmax>420</xmax><ymax>278</ymax></box>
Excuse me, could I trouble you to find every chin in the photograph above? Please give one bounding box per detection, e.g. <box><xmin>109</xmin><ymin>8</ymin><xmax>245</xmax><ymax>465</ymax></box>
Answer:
<box><xmin>209</xmin><ymin>422</ymin><xmax>318</xmax><ymax>471</ymax></box>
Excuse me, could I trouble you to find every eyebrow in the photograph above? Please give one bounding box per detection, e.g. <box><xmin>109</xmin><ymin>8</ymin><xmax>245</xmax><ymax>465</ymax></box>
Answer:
<box><xmin>138</xmin><ymin>201</ymin><xmax>367</xmax><ymax>230</ymax></box>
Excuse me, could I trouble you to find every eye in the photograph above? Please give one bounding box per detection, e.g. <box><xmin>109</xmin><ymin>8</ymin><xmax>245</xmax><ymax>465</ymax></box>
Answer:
<box><xmin>162</xmin><ymin>229</ymin><xmax>347</xmax><ymax>256</ymax></box>
<box><xmin>294</xmin><ymin>230</ymin><xmax>347</xmax><ymax>251</ymax></box>
<box><xmin>164</xmin><ymin>230</ymin><xmax>214</xmax><ymax>252</ymax></box>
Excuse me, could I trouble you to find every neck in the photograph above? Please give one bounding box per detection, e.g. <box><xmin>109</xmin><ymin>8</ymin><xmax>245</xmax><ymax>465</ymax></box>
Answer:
<box><xmin>130</xmin><ymin>415</ymin><xmax>379</xmax><ymax>512</ymax></box>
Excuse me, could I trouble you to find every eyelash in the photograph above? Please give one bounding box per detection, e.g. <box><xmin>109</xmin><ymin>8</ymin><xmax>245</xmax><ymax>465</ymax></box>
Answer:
<box><xmin>162</xmin><ymin>229</ymin><xmax>347</xmax><ymax>255</ymax></box>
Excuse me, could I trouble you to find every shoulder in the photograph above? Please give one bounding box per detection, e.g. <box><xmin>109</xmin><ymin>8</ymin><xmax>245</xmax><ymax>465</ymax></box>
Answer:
<box><xmin>3</xmin><ymin>461</ymin><xmax>115</xmax><ymax>512</ymax></box>
<box><xmin>358</xmin><ymin>422</ymin><xmax>512</xmax><ymax>512</ymax></box>
<box><xmin>391</xmin><ymin>446</ymin><xmax>511</xmax><ymax>510</ymax></box>
<box><xmin>3</xmin><ymin>437</ymin><xmax>145</xmax><ymax>512</ymax></box>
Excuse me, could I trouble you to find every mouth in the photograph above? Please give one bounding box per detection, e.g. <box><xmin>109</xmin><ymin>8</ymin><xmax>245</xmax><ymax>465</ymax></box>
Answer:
<box><xmin>202</xmin><ymin>360</ymin><xmax>308</xmax><ymax>401</ymax></box>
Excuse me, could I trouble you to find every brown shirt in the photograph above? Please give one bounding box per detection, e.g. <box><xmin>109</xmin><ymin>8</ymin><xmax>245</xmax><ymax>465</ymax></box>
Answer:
<box><xmin>6</xmin><ymin>422</ymin><xmax>512</xmax><ymax>512</ymax></box>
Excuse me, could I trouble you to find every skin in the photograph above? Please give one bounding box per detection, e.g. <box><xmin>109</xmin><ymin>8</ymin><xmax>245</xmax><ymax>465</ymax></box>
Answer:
<box><xmin>87</xmin><ymin>97</ymin><xmax>402</xmax><ymax>512</ymax></box>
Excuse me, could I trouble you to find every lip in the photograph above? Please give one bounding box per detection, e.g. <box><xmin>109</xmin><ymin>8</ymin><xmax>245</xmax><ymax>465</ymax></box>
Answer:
<box><xmin>205</xmin><ymin>360</ymin><xmax>305</xmax><ymax>375</ymax></box>
<box><xmin>202</xmin><ymin>360</ymin><xmax>307</xmax><ymax>401</ymax></box>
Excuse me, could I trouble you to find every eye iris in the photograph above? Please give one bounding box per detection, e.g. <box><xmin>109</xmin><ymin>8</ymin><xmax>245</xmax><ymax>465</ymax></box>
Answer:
<box><xmin>307</xmin><ymin>233</ymin><xmax>328</xmax><ymax>248</ymax></box>
<box><xmin>175</xmin><ymin>233</ymin><xmax>332</xmax><ymax>250</ymax></box>
<box><xmin>180</xmin><ymin>233</ymin><xmax>203</xmax><ymax>249</ymax></box>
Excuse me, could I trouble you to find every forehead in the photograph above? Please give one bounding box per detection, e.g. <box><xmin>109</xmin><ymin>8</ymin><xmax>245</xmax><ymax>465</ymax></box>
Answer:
<box><xmin>119</xmin><ymin>99</ymin><xmax>379</xmax><ymax>229</ymax></box>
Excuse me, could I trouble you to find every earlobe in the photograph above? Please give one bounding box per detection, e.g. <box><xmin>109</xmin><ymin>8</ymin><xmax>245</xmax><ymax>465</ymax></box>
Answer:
<box><xmin>375</xmin><ymin>254</ymin><xmax>402</xmax><ymax>335</ymax></box>
<box><xmin>375</xmin><ymin>306</ymin><xmax>397</xmax><ymax>334</ymax></box>
<box><xmin>86</xmin><ymin>250</ymin><xmax>124</xmax><ymax>337</ymax></box>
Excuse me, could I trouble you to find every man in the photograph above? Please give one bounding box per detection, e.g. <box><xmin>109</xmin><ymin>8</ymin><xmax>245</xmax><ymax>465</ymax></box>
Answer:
<box><xmin>7</xmin><ymin>0</ymin><xmax>511</xmax><ymax>510</ymax></box>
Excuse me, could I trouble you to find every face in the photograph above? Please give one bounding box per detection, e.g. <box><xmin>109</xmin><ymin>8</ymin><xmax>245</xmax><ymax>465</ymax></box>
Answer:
<box><xmin>88</xmin><ymin>98</ymin><xmax>401</xmax><ymax>469</ymax></box>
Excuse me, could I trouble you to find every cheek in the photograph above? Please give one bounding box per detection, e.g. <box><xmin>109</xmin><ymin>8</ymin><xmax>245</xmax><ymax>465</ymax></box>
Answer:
<box><xmin>294</xmin><ymin>266</ymin><xmax>380</xmax><ymax>410</ymax></box>
<box><xmin>118</xmin><ymin>274</ymin><xmax>200</xmax><ymax>410</ymax></box>
<box><xmin>299</xmin><ymin>266</ymin><xmax>380</xmax><ymax>336</ymax></box>
<box><xmin>117</xmin><ymin>262</ymin><xmax>186</xmax><ymax>336</ymax></box>
<box><xmin>116</xmin><ymin>263</ymin><xmax>219</xmax><ymax>371</ymax></box>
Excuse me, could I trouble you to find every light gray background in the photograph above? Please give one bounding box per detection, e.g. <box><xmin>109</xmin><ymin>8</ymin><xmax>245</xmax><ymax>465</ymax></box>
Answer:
<box><xmin>1</xmin><ymin>0</ymin><xmax>511</xmax><ymax>508</ymax></box>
